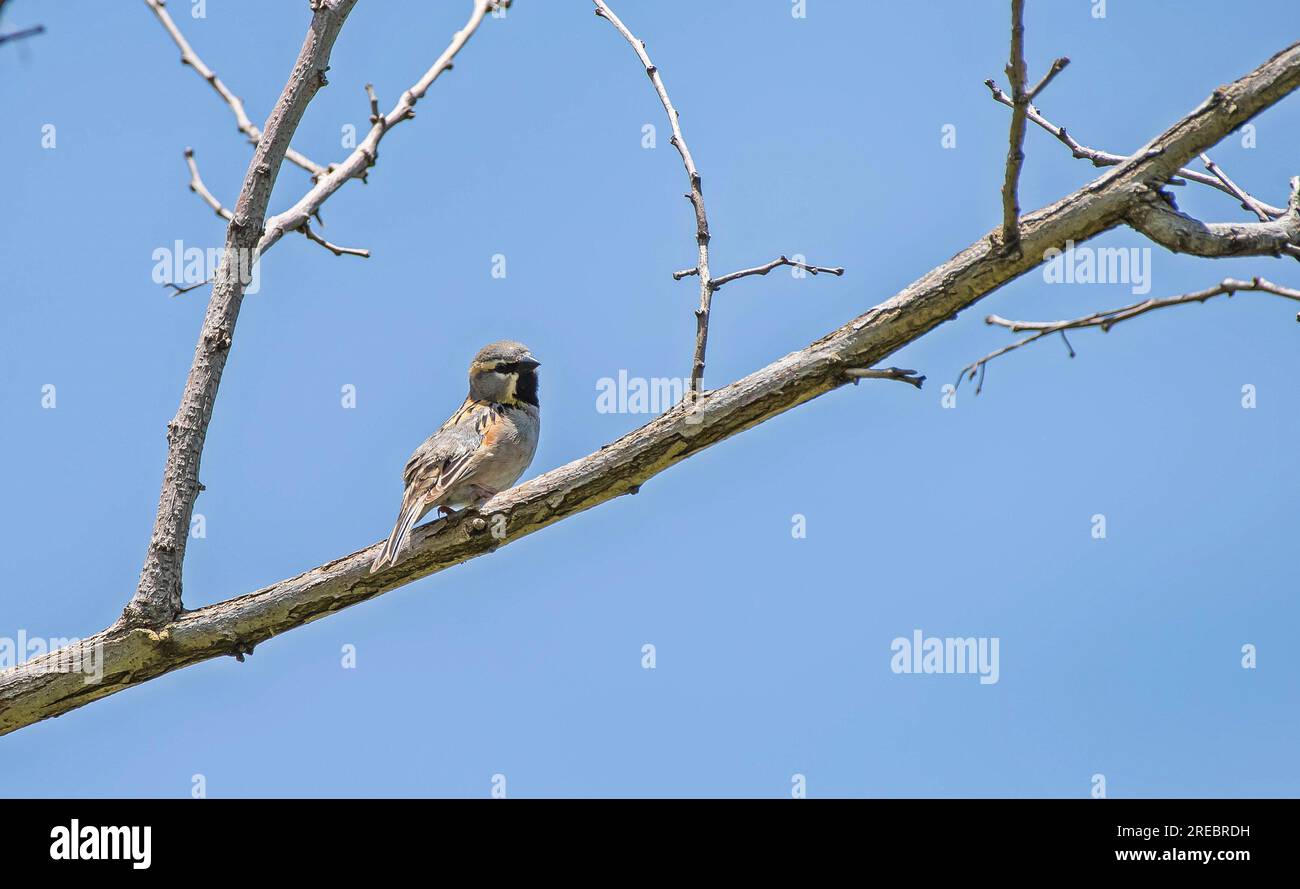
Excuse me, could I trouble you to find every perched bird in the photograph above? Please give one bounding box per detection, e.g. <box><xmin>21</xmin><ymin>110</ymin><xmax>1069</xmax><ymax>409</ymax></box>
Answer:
<box><xmin>370</xmin><ymin>340</ymin><xmax>541</xmax><ymax>574</ymax></box>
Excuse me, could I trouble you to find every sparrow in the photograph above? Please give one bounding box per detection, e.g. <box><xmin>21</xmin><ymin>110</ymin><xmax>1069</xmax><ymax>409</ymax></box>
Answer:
<box><xmin>370</xmin><ymin>340</ymin><xmax>541</xmax><ymax>574</ymax></box>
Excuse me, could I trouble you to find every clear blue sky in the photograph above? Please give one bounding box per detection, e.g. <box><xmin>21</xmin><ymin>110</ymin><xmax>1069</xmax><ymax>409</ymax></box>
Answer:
<box><xmin>2</xmin><ymin>0</ymin><xmax>1297</xmax><ymax>797</ymax></box>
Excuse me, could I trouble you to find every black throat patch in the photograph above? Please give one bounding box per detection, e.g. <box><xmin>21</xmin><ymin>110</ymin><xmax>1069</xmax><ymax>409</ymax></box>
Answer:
<box><xmin>511</xmin><ymin>368</ymin><xmax>539</xmax><ymax>407</ymax></box>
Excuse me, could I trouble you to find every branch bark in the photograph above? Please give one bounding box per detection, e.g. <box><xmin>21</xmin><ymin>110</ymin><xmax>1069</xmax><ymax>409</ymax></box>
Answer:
<box><xmin>1125</xmin><ymin>177</ymin><xmax>1300</xmax><ymax>257</ymax></box>
<box><xmin>998</xmin><ymin>0</ymin><xmax>1029</xmax><ymax>253</ymax></box>
<box><xmin>7</xmin><ymin>38</ymin><xmax>1300</xmax><ymax>737</ymax></box>
<box><xmin>122</xmin><ymin>0</ymin><xmax>359</xmax><ymax>629</ymax></box>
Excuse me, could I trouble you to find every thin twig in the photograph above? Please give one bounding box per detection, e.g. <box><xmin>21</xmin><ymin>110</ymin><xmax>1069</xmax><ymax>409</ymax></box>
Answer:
<box><xmin>594</xmin><ymin>1</ymin><xmax>844</xmax><ymax>391</ymax></box>
<box><xmin>143</xmin><ymin>0</ymin><xmax>325</xmax><ymax>179</ymax></box>
<box><xmin>695</xmin><ymin>256</ymin><xmax>846</xmax><ymax>289</ymax></box>
<box><xmin>957</xmin><ymin>276</ymin><xmax>1300</xmax><ymax>393</ymax></box>
<box><xmin>257</xmin><ymin>0</ymin><xmax>498</xmax><ymax>256</ymax></box>
<box><xmin>1199</xmin><ymin>152</ymin><xmax>1271</xmax><ymax>221</ymax></box>
<box><xmin>300</xmin><ymin>222</ymin><xmax>371</xmax><ymax>258</ymax></box>
<box><xmin>183</xmin><ymin>148</ymin><xmax>233</xmax><ymax>221</ymax></box>
<box><xmin>985</xmin><ymin>81</ymin><xmax>1291</xmax><ymax>218</ymax></box>
<box><xmin>1027</xmin><ymin>56</ymin><xmax>1070</xmax><ymax>100</ymax></box>
<box><xmin>844</xmin><ymin>367</ymin><xmax>926</xmax><ymax>389</ymax></box>
<box><xmin>165</xmin><ymin>279</ymin><xmax>211</xmax><ymax>297</ymax></box>
<box><xmin>0</xmin><ymin>24</ymin><xmax>43</xmax><ymax>45</ymax></box>
<box><xmin>998</xmin><ymin>0</ymin><xmax>1029</xmax><ymax>254</ymax></box>
<box><xmin>593</xmin><ymin>0</ymin><xmax>713</xmax><ymax>394</ymax></box>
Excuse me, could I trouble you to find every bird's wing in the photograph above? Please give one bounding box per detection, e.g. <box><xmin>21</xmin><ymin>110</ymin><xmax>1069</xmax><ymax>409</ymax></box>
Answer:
<box><xmin>372</xmin><ymin>399</ymin><xmax>506</xmax><ymax>574</ymax></box>
<box><xmin>401</xmin><ymin>397</ymin><xmax>499</xmax><ymax>502</ymax></box>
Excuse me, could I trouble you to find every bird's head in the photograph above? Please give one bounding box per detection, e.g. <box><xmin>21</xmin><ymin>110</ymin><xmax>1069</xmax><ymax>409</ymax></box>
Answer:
<box><xmin>468</xmin><ymin>340</ymin><xmax>541</xmax><ymax>407</ymax></box>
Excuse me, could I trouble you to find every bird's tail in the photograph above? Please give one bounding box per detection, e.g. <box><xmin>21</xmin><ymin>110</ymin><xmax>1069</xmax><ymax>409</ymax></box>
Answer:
<box><xmin>371</xmin><ymin>498</ymin><xmax>425</xmax><ymax>574</ymax></box>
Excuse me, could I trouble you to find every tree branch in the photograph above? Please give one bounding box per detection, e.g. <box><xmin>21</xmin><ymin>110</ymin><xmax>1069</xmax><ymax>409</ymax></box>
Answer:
<box><xmin>183</xmin><ymin>147</ymin><xmax>233</xmax><ymax>221</ymax></box>
<box><xmin>592</xmin><ymin>0</ymin><xmax>716</xmax><ymax>395</ymax></box>
<box><xmin>1027</xmin><ymin>55</ymin><xmax>1069</xmax><ymax>101</ymax></box>
<box><xmin>985</xmin><ymin>79</ymin><xmax>1293</xmax><ymax>219</ymax></box>
<box><xmin>300</xmin><ymin>221</ymin><xmax>371</xmax><ymax>258</ymax></box>
<box><xmin>0</xmin><ymin>23</ymin><xmax>43</xmax><ymax>46</ymax></box>
<box><xmin>1125</xmin><ymin>176</ymin><xmax>1300</xmax><ymax>258</ymax></box>
<box><xmin>1200</xmin><ymin>152</ymin><xmax>1271</xmax><ymax>221</ymax></box>
<box><xmin>701</xmin><ymin>256</ymin><xmax>845</xmax><ymax>289</ymax></box>
<box><xmin>9</xmin><ymin>37</ymin><xmax>1300</xmax><ymax>735</ymax></box>
<box><xmin>255</xmin><ymin>0</ymin><xmax>498</xmax><ymax>257</ymax></box>
<box><xmin>122</xmin><ymin>0</ymin><xmax>359</xmax><ymax>629</ymax></box>
<box><xmin>958</xmin><ymin>276</ymin><xmax>1300</xmax><ymax>392</ymax></box>
<box><xmin>143</xmin><ymin>0</ymin><xmax>326</xmax><ymax>179</ymax></box>
<box><xmin>844</xmin><ymin>367</ymin><xmax>926</xmax><ymax>389</ymax></box>
<box><xmin>998</xmin><ymin>0</ymin><xmax>1029</xmax><ymax>254</ymax></box>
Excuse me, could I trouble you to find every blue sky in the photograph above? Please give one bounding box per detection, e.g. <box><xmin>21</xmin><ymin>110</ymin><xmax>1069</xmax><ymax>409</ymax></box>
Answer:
<box><xmin>1</xmin><ymin>0</ymin><xmax>1297</xmax><ymax>797</ymax></box>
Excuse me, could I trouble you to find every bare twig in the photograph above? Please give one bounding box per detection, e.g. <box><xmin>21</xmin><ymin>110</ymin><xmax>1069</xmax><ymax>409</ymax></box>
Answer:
<box><xmin>985</xmin><ymin>80</ymin><xmax>1292</xmax><ymax>218</ymax></box>
<box><xmin>183</xmin><ymin>148</ymin><xmax>233</xmax><ymax>221</ymax></box>
<box><xmin>0</xmin><ymin>23</ymin><xmax>43</xmax><ymax>45</ymax></box>
<box><xmin>844</xmin><ymin>367</ymin><xmax>926</xmax><ymax>389</ymax></box>
<box><xmin>185</xmin><ymin>149</ymin><xmax>368</xmax><ymax>259</ymax></box>
<box><xmin>998</xmin><ymin>0</ymin><xmax>1029</xmax><ymax>254</ymax></box>
<box><xmin>593</xmin><ymin>0</ymin><xmax>715</xmax><ymax>395</ymax></box>
<box><xmin>695</xmin><ymin>256</ymin><xmax>845</xmax><ymax>289</ymax></box>
<box><xmin>256</xmin><ymin>0</ymin><xmax>498</xmax><ymax>257</ymax></box>
<box><xmin>958</xmin><ymin>276</ymin><xmax>1300</xmax><ymax>393</ymax></box>
<box><xmin>1199</xmin><ymin>152</ymin><xmax>1272</xmax><ymax>221</ymax></box>
<box><xmin>594</xmin><ymin>2</ymin><xmax>843</xmax><ymax>389</ymax></box>
<box><xmin>165</xmin><ymin>279</ymin><xmax>211</xmax><ymax>297</ymax></box>
<box><xmin>142</xmin><ymin>0</ymin><xmax>326</xmax><ymax>179</ymax></box>
<box><xmin>300</xmin><ymin>222</ymin><xmax>370</xmax><ymax>258</ymax></box>
<box><xmin>1028</xmin><ymin>56</ymin><xmax>1070</xmax><ymax>100</ymax></box>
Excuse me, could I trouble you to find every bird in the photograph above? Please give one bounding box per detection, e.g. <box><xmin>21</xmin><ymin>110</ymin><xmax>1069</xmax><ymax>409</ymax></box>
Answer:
<box><xmin>370</xmin><ymin>340</ymin><xmax>541</xmax><ymax>574</ymax></box>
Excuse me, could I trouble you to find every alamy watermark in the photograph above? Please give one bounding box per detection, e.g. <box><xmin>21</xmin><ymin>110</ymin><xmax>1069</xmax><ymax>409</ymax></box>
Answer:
<box><xmin>596</xmin><ymin>370</ymin><xmax>690</xmax><ymax>414</ymax></box>
<box><xmin>1042</xmin><ymin>240</ymin><xmax>1151</xmax><ymax>295</ymax></box>
<box><xmin>0</xmin><ymin>631</ymin><xmax>104</xmax><ymax>684</ymax></box>
<box><xmin>151</xmin><ymin>241</ymin><xmax>262</xmax><ymax>295</ymax></box>
<box><xmin>890</xmin><ymin>629</ymin><xmax>1000</xmax><ymax>685</ymax></box>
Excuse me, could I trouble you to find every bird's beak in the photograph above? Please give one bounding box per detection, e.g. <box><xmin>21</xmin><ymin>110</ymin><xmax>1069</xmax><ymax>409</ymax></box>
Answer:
<box><xmin>518</xmin><ymin>355</ymin><xmax>540</xmax><ymax>370</ymax></box>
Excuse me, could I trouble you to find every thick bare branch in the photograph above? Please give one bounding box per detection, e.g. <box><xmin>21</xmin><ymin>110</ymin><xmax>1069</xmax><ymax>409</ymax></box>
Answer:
<box><xmin>958</xmin><ymin>276</ymin><xmax>1300</xmax><ymax>391</ymax></box>
<box><xmin>9</xmin><ymin>39</ymin><xmax>1300</xmax><ymax>735</ymax></box>
<box><xmin>143</xmin><ymin>0</ymin><xmax>325</xmax><ymax>178</ymax></box>
<box><xmin>1125</xmin><ymin>177</ymin><xmax>1300</xmax><ymax>258</ymax></box>
<box><xmin>123</xmin><ymin>0</ymin><xmax>359</xmax><ymax>629</ymax></box>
